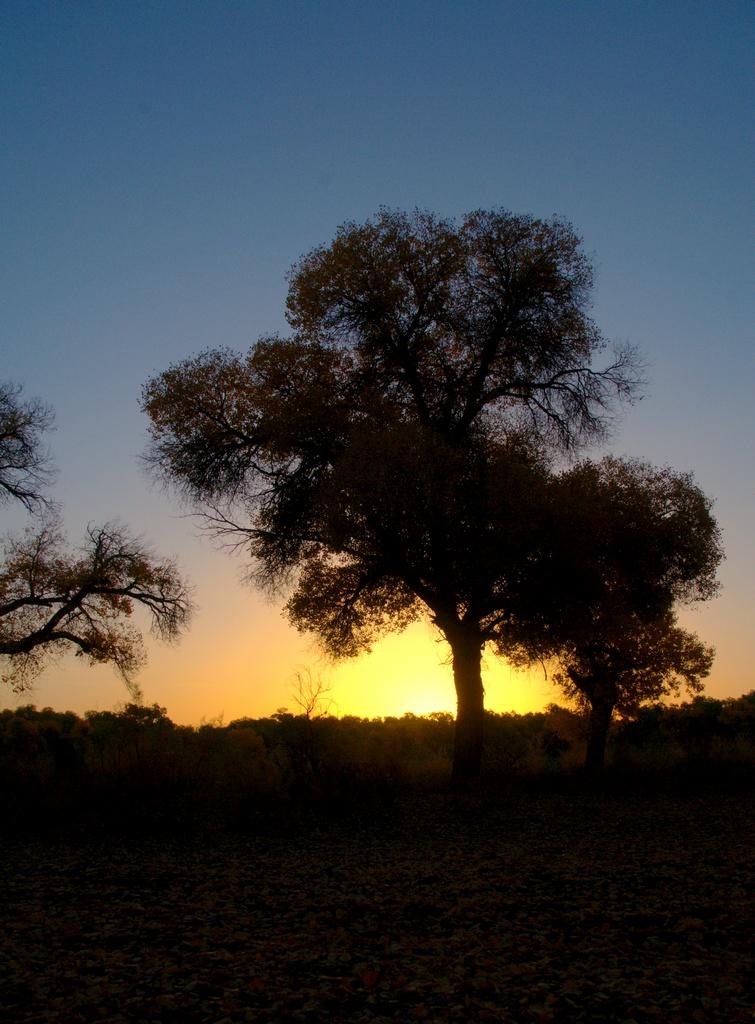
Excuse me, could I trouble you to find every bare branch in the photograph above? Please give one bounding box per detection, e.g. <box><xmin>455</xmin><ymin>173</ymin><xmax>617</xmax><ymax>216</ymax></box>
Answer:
<box><xmin>0</xmin><ymin>382</ymin><xmax>58</xmax><ymax>515</ymax></box>
<box><xmin>0</xmin><ymin>520</ymin><xmax>194</xmax><ymax>693</ymax></box>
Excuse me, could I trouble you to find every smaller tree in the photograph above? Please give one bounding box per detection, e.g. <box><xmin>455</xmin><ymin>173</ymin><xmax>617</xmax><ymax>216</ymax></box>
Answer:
<box><xmin>282</xmin><ymin>667</ymin><xmax>337</xmax><ymax>774</ymax></box>
<box><xmin>290</xmin><ymin>667</ymin><xmax>336</xmax><ymax>721</ymax></box>
<box><xmin>500</xmin><ymin>456</ymin><xmax>723</xmax><ymax>773</ymax></box>
<box><xmin>0</xmin><ymin>521</ymin><xmax>193</xmax><ymax>698</ymax></box>
<box><xmin>551</xmin><ymin>613</ymin><xmax>714</xmax><ymax>773</ymax></box>
<box><xmin>1</xmin><ymin>380</ymin><xmax>193</xmax><ymax>698</ymax></box>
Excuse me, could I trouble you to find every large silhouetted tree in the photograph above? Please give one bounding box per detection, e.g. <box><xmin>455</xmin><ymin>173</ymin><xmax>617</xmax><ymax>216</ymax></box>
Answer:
<box><xmin>500</xmin><ymin>457</ymin><xmax>723</xmax><ymax>772</ymax></box>
<box><xmin>141</xmin><ymin>208</ymin><xmax>643</xmax><ymax>784</ymax></box>
<box><xmin>0</xmin><ymin>383</ymin><xmax>193</xmax><ymax>696</ymax></box>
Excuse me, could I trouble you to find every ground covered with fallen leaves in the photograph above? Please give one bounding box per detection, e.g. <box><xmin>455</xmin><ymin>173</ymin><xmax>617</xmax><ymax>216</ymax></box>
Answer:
<box><xmin>2</xmin><ymin>788</ymin><xmax>754</xmax><ymax>1023</ymax></box>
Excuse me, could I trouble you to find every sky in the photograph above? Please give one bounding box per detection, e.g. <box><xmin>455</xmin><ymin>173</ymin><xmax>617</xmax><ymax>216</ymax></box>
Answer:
<box><xmin>1</xmin><ymin>0</ymin><xmax>752</xmax><ymax>724</ymax></box>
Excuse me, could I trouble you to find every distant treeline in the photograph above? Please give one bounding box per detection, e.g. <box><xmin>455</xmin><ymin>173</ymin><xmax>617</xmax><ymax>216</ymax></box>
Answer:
<box><xmin>2</xmin><ymin>694</ymin><xmax>754</xmax><ymax>835</ymax></box>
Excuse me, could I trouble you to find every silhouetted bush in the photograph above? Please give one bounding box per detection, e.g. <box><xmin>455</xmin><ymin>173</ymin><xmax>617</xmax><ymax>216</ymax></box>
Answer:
<box><xmin>2</xmin><ymin>692</ymin><xmax>754</xmax><ymax>836</ymax></box>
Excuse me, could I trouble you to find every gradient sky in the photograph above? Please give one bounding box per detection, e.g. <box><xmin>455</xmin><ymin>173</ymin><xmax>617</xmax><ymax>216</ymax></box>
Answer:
<box><xmin>2</xmin><ymin>1</ymin><xmax>753</xmax><ymax>724</ymax></box>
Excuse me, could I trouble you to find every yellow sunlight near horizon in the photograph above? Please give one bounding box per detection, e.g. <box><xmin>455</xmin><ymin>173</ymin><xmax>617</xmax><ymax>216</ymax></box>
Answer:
<box><xmin>314</xmin><ymin>623</ymin><xmax>558</xmax><ymax>721</ymax></box>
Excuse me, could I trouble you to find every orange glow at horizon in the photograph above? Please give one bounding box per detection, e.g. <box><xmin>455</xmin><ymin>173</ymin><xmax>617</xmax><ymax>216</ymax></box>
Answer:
<box><xmin>4</xmin><ymin>584</ymin><xmax>747</xmax><ymax>728</ymax></box>
<box><xmin>324</xmin><ymin>623</ymin><xmax>558</xmax><ymax>720</ymax></box>
<box><xmin>6</xmin><ymin>617</ymin><xmax>559</xmax><ymax>727</ymax></box>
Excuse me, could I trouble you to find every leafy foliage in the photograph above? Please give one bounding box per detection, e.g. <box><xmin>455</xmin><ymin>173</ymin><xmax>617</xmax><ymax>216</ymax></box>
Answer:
<box><xmin>141</xmin><ymin>208</ymin><xmax>646</xmax><ymax>784</ymax></box>
<box><xmin>494</xmin><ymin>456</ymin><xmax>723</xmax><ymax>770</ymax></box>
<box><xmin>0</xmin><ymin>381</ymin><xmax>193</xmax><ymax>694</ymax></box>
<box><xmin>2</xmin><ymin>695</ymin><xmax>755</xmax><ymax>836</ymax></box>
<box><xmin>0</xmin><ymin>522</ymin><xmax>192</xmax><ymax>695</ymax></box>
<box><xmin>285</xmin><ymin>208</ymin><xmax>641</xmax><ymax>446</ymax></box>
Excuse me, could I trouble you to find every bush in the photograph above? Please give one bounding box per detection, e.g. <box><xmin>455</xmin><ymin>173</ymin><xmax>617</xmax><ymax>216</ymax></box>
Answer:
<box><xmin>2</xmin><ymin>692</ymin><xmax>754</xmax><ymax>836</ymax></box>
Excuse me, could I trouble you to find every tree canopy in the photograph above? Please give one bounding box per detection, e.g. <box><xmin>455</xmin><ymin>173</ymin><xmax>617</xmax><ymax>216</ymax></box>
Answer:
<box><xmin>285</xmin><ymin>209</ymin><xmax>641</xmax><ymax>446</ymax></box>
<box><xmin>142</xmin><ymin>207</ymin><xmax>650</xmax><ymax>783</ymax></box>
<box><xmin>499</xmin><ymin>456</ymin><xmax>723</xmax><ymax>770</ymax></box>
<box><xmin>0</xmin><ymin>520</ymin><xmax>192</xmax><ymax>697</ymax></box>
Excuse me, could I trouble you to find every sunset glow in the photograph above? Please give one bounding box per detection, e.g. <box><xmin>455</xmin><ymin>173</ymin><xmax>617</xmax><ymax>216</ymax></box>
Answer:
<box><xmin>2</xmin><ymin>4</ymin><xmax>752</xmax><ymax>726</ymax></box>
<box><xmin>17</xmin><ymin>585</ymin><xmax>742</xmax><ymax>728</ymax></box>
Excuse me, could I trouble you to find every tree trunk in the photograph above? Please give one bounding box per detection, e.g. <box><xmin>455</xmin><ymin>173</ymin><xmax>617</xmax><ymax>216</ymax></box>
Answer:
<box><xmin>584</xmin><ymin>694</ymin><xmax>615</xmax><ymax>775</ymax></box>
<box><xmin>450</xmin><ymin>633</ymin><xmax>485</xmax><ymax>788</ymax></box>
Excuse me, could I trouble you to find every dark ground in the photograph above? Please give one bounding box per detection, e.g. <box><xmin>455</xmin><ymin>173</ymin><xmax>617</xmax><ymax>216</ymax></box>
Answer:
<box><xmin>2</xmin><ymin>788</ymin><xmax>754</xmax><ymax>1023</ymax></box>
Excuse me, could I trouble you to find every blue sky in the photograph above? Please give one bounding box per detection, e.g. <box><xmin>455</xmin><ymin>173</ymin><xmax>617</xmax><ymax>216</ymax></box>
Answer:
<box><xmin>1</xmin><ymin>1</ymin><xmax>752</xmax><ymax>722</ymax></box>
